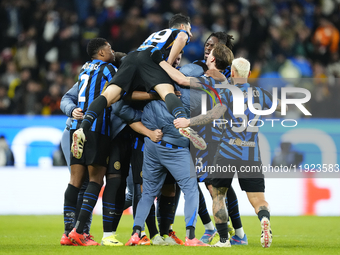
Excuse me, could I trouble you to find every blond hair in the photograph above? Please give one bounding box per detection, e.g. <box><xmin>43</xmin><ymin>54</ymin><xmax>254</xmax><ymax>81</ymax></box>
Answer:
<box><xmin>231</xmin><ymin>57</ymin><xmax>250</xmax><ymax>78</ymax></box>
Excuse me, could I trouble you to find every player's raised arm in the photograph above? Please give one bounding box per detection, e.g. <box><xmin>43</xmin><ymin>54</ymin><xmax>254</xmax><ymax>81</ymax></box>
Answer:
<box><xmin>152</xmin><ymin>50</ymin><xmax>205</xmax><ymax>88</ymax></box>
<box><xmin>151</xmin><ymin>50</ymin><xmax>191</xmax><ymax>86</ymax></box>
<box><xmin>167</xmin><ymin>31</ymin><xmax>189</xmax><ymax>66</ymax></box>
<box><xmin>153</xmin><ymin>43</ymin><xmax>233</xmax><ymax>89</ymax></box>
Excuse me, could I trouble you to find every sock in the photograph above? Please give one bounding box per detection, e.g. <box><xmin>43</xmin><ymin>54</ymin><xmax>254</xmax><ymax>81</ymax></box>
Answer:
<box><xmin>111</xmin><ymin>204</ymin><xmax>123</xmax><ymax>231</ymax></box>
<box><xmin>146</xmin><ymin>204</ymin><xmax>158</xmax><ymax>239</ymax></box>
<box><xmin>64</xmin><ymin>184</ymin><xmax>80</xmax><ymax>235</ymax></box>
<box><xmin>164</xmin><ymin>93</ymin><xmax>187</xmax><ymax>118</ymax></box>
<box><xmin>102</xmin><ymin>177</ymin><xmax>121</xmax><ymax>232</ymax></box>
<box><xmin>80</xmin><ymin>95</ymin><xmax>107</xmax><ymax>130</ymax></box>
<box><xmin>186</xmin><ymin>226</ymin><xmax>195</xmax><ymax>239</ymax></box>
<box><xmin>158</xmin><ymin>195</ymin><xmax>176</xmax><ymax>236</ymax></box>
<box><xmin>204</xmin><ymin>222</ymin><xmax>215</xmax><ymax>231</ymax></box>
<box><xmin>216</xmin><ymin>223</ymin><xmax>229</xmax><ymax>242</ymax></box>
<box><xmin>123</xmin><ymin>198</ymin><xmax>132</xmax><ymax>210</ymax></box>
<box><xmin>258</xmin><ymin>209</ymin><xmax>270</xmax><ymax>221</ymax></box>
<box><xmin>78</xmin><ymin>178</ymin><xmax>92</xmax><ymax>234</ymax></box>
<box><xmin>169</xmin><ymin>224</ymin><xmax>173</xmax><ymax>232</ymax></box>
<box><xmin>132</xmin><ymin>225</ymin><xmax>142</xmax><ymax>238</ymax></box>
<box><xmin>198</xmin><ymin>185</ymin><xmax>211</xmax><ymax>225</ymax></box>
<box><xmin>141</xmin><ymin>231</ymin><xmax>146</xmax><ymax>237</ymax></box>
<box><xmin>76</xmin><ymin>179</ymin><xmax>88</xmax><ymax>227</ymax></box>
<box><xmin>235</xmin><ymin>227</ymin><xmax>245</xmax><ymax>239</ymax></box>
<box><xmin>103</xmin><ymin>232</ymin><xmax>112</xmax><ymax>238</ymax></box>
<box><xmin>226</xmin><ymin>186</ymin><xmax>242</xmax><ymax>229</ymax></box>
<box><xmin>75</xmin><ymin>182</ymin><xmax>101</xmax><ymax>234</ymax></box>
<box><xmin>112</xmin><ymin>178</ymin><xmax>126</xmax><ymax>232</ymax></box>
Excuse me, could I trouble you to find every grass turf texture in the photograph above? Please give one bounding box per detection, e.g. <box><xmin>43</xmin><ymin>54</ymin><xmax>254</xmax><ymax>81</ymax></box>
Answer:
<box><xmin>0</xmin><ymin>215</ymin><xmax>339</xmax><ymax>254</ymax></box>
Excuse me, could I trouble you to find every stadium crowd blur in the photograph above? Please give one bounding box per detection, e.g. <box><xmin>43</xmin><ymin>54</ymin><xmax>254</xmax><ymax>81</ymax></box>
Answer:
<box><xmin>0</xmin><ymin>0</ymin><xmax>339</xmax><ymax>118</ymax></box>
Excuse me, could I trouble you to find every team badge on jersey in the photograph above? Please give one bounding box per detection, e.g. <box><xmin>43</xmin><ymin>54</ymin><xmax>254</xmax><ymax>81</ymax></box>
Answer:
<box><xmin>114</xmin><ymin>161</ymin><xmax>121</xmax><ymax>170</ymax></box>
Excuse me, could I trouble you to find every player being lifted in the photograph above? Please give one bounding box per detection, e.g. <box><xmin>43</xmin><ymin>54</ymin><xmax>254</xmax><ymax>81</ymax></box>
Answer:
<box><xmin>71</xmin><ymin>14</ymin><xmax>206</xmax><ymax>159</ymax></box>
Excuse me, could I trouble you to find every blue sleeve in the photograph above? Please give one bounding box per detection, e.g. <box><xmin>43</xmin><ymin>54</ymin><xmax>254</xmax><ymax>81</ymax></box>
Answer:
<box><xmin>103</xmin><ymin>64</ymin><xmax>117</xmax><ymax>82</ymax></box>
<box><xmin>60</xmin><ymin>83</ymin><xmax>78</xmax><ymax>117</ymax></box>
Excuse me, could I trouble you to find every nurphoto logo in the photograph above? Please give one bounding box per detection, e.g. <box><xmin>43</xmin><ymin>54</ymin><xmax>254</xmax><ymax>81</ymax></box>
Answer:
<box><xmin>201</xmin><ymin>80</ymin><xmax>312</xmax><ymax>116</ymax></box>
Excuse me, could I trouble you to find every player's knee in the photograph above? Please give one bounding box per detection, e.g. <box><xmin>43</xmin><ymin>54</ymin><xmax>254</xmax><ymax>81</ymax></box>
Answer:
<box><xmin>155</xmin><ymin>84</ymin><xmax>175</xmax><ymax>100</ymax></box>
<box><xmin>103</xmin><ymin>86</ymin><xmax>122</xmax><ymax>104</ymax></box>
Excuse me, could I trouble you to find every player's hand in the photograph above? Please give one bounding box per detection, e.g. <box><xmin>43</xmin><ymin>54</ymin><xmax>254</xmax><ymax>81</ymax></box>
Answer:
<box><xmin>150</xmin><ymin>129</ymin><xmax>163</xmax><ymax>142</ymax></box>
<box><xmin>150</xmin><ymin>50</ymin><xmax>164</xmax><ymax>64</ymax></box>
<box><xmin>174</xmin><ymin>90</ymin><xmax>182</xmax><ymax>98</ymax></box>
<box><xmin>205</xmin><ymin>69</ymin><xmax>226</xmax><ymax>82</ymax></box>
<box><xmin>173</xmin><ymin>118</ymin><xmax>190</xmax><ymax>129</ymax></box>
<box><xmin>72</xmin><ymin>108</ymin><xmax>84</xmax><ymax>120</ymax></box>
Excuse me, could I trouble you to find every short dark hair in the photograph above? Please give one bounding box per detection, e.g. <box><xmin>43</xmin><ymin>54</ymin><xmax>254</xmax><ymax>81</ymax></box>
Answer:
<box><xmin>205</xmin><ymin>32</ymin><xmax>234</xmax><ymax>50</ymax></box>
<box><xmin>87</xmin><ymin>38</ymin><xmax>108</xmax><ymax>58</ymax></box>
<box><xmin>169</xmin><ymin>14</ymin><xmax>190</xmax><ymax>28</ymax></box>
<box><xmin>212</xmin><ymin>43</ymin><xmax>234</xmax><ymax>70</ymax></box>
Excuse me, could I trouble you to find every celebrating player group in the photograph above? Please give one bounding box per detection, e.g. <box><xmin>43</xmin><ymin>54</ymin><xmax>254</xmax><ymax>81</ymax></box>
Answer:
<box><xmin>60</xmin><ymin>13</ymin><xmax>279</xmax><ymax>248</ymax></box>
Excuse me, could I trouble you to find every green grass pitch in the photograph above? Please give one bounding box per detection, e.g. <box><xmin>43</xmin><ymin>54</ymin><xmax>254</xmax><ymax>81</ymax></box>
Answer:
<box><xmin>0</xmin><ymin>215</ymin><xmax>339</xmax><ymax>254</ymax></box>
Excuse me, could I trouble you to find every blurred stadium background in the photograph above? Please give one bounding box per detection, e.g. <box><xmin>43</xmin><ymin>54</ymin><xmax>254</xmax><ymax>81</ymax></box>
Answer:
<box><xmin>0</xmin><ymin>0</ymin><xmax>339</xmax><ymax>217</ymax></box>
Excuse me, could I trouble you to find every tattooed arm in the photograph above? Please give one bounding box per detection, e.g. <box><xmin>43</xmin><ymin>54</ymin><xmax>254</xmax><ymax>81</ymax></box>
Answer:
<box><xmin>173</xmin><ymin>104</ymin><xmax>227</xmax><ymax>128</ymax></box>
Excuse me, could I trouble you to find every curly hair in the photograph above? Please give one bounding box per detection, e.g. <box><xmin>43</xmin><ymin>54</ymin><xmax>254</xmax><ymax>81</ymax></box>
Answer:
<box><xmin>205</xmin><ymin>32</ymin><xmax>234</xmax><ymax>50</ymax></box>
<box><xmin>86</xmin><ymin>38</ymin><xmax>108</xmax><ymax>58</ymax></box>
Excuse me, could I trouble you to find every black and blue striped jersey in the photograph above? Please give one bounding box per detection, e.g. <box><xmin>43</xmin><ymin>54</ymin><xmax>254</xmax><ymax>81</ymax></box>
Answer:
<box><xmin>192</xmin><ymin>74</ymin><xmax>227</xmax><ymax>144</ymax></box>
<box><xmin>191</xmin><ymin>75</ymin><xmax>225</xmax><ymax>180</ymax></box>
<box><xmin>71</xmin><ymin>59</ymin><xmax>117</xmax><ymax>136</ymax></box>
<box><xmin>137</xmin><ymin>28</ymin><xmax>190</xmax><ymax>60</ymax></box>
<box><xmin>218</xmin><ymin>83</ymin><xmax>274</xmax><ymax>161</ymax></box>
<box><xmin>192</xmin><ymin>60</ymin><xmax>231</xmax><ymax>143</ymax></box>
